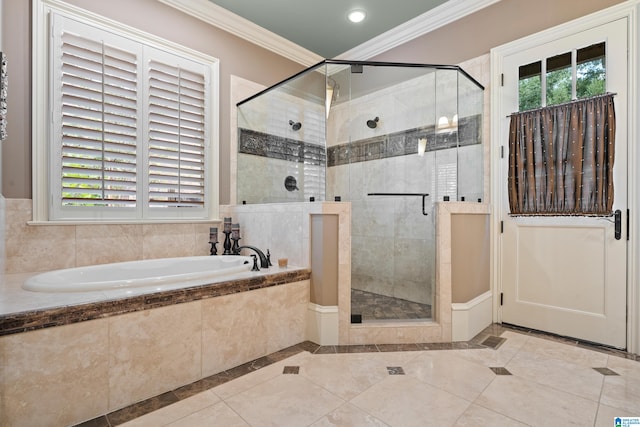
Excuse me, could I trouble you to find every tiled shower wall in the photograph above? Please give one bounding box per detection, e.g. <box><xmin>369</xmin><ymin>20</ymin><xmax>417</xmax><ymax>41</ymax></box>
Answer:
<box><xmin>218</xmin><ymin>202</ymin><xmax>323</xmax><ymax>269</ymax></box>
<box><xmin>237</xmin><ymin>129</ymin><xmax>326</xmax><ymax>204</ymax></box>
<box><xmin>237</xmin><ymin>88</ymin><xmax>326</xmax><ymax>204</ymax></box>
<box><xmin>327</xmin><ymin>58</ymin><xmax>490</xmax><ymax>305</ymax></box>
<box><xmin>232</xmin><ymin>59</ymin><xmax>489</xmax><ymax>306</ymax></box>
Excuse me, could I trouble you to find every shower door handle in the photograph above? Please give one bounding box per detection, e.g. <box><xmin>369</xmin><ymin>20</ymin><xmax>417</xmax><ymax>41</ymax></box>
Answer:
<box><xmin>367</xmin><ymin>193</ymin><xmax>430</xmax><ymax>216</ymax></box>
<box><xmin>421</xmin><ymin>194</ymin><xmax>429</xmax><ymax>216</ymax></box>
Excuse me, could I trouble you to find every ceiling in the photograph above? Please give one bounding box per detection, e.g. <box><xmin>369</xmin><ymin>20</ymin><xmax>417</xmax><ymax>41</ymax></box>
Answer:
<box><xmin>206</xmin><ymin>0</ymin><xmax>451</xmax><ymax>59</ymax></box>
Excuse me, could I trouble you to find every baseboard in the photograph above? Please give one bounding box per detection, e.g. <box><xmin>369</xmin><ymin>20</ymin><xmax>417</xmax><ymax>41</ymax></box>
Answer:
<box><xmin>451</xmin><ymin>291</ymin><xmax>493</xmax><ymax>341</ymax></box>
<box><xmin>306</xmin><ymin>303</ymin><xmax>339</xmax><ymax>346</ymax></box>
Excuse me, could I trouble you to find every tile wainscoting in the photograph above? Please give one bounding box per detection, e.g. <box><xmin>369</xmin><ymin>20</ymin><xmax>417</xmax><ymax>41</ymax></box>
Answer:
<box><xmin>0</xmin><ymin>274</ymin><xmax>310</xmax><ymax>426</ymax></box>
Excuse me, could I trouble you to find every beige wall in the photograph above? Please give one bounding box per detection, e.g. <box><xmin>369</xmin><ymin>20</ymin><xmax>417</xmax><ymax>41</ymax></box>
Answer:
<box><xmin>451</xmin><ymin>213</ymin><xmax>490</xmax><ymax>304</ymax></box>
<box><xmin>1</xmin><ymin>0</ymin><xmax>624</xmax><ymax>203</ymax></box>
<box><xmin>373</xmin><ymin>0</ymin><xmax>624</xmax><ymax>65</ymax></box>
<box><xmin>310</xmin><ymin>214</ymin><xmax>339</xmax><ymax>306</ymax></box>
<box><xmin>0</xmin><ymin>0</ymin><xmax>304</xmax><ymax>203</ymax></box>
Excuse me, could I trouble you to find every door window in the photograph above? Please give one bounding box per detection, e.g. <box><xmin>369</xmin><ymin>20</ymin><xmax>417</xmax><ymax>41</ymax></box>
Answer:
<box><xmin>518</xmin><ymin>42</ymin><xmax>606</xmax><ymax>111</ymax></box>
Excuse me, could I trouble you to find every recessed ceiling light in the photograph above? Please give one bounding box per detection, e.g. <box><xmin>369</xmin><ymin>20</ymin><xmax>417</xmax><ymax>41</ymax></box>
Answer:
<box><xmin>348</xmin><ymin>9</ymin><xmax>366</xmax><ymax>23</ymax></box>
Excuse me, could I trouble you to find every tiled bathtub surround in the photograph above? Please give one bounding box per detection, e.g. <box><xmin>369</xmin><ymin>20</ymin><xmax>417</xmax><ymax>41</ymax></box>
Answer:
<box><xmin>1</xmin><ymin>199</ymin><xmax>315</xmax><ymax>426</ymax></box>
<box><xmin>4</xmin><ymin>199</ymin><xmax>217</xmax><ymax>274</ymax></box>
<box><xmin>0</xmin><ymin>270</ymin><xmax>310</xmax><ymax>426</ymax></box>
<box><xmin>0</xmin><ymin>187</ymin><xmax>488</xmax><ymax>425</ymax></box>
<box><xmin>0</xmin><ymin>268</ymin><xmax>310</xmax><ymax>336</ymax></box>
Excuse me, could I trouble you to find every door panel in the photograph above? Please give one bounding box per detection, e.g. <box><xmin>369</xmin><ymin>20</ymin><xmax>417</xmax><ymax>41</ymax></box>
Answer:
<box><xmin>500</xmin><ymin>18</ymin><xmax>628</xmax><ymax>348</ymax></box>
<box><xmin>516</xmin><ymin>226</ymin><xmax>606</xmax><ymax>313</ymax></box>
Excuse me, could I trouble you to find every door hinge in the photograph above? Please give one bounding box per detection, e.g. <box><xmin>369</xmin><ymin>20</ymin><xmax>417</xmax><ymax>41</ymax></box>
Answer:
<box><xmin>501</xmin><ymin>73</ymin><xmax>504</xmax><ymax>86</ymax></box>
<box><xmin>500</xmin><ymin>145</ymin><xmax>504</xmax><ymax>158</ymax></box>
<box><xmin>500</xmin><ymin>292</ymin><xmax>504</xmax><ymax>306</ymax></box>
<box><xmin>500</xmin><ymin>221</ymin><xmax>504</xmax><ymax>233</ymax></box>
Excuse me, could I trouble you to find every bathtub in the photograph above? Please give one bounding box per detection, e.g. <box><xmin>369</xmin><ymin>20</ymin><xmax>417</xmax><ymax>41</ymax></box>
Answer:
<box><xmin>22</xmin><ymin>255</ymin><xmax>254</xmax><ymax>293</ymax></box>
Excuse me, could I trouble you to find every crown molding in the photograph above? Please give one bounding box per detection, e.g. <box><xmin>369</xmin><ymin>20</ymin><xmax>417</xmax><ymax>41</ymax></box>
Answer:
<box><xmin>337</xmin><ymin>0</ymin><xmax>501</xmax><ymax>60</ymax></box>
<box><xmin>160</xmin><ymin>0</ymin><xmax>500</xmax><ymax>65</ymax></box>
<box><xmin>158</xmin><ymin>0</ymin><xmax>323</xmax><ymax>66</ymax></box>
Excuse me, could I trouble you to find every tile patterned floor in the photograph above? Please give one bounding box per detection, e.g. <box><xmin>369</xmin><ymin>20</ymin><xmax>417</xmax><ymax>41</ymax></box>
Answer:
<box><xmin>351</xmin><ymin>289</ymin><xmax>432</xmax><ymax>321</ymax></box>
<box><xmin>77</xmin><ymin>324</ymin><xmax>640</xmax><ymax>427</ymax></box>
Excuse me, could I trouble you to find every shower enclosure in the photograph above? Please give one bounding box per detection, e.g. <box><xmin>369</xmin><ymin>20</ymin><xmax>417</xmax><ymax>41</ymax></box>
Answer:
<box><xmin>236</xmin><ymin>60</ymin><xmax>483</xmax><ymax>322</ymax></box>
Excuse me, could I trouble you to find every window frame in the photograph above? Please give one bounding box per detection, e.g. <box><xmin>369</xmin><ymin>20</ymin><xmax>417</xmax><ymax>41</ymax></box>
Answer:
<box><xmin>517</xmin><ymin>41</ymin><xmax>607</xmax><ymax>112</ymax></box>
<box><xmin>33</xmin><ymin>0</ymin><xmax>220</xmax><ymax>223</ymax></box>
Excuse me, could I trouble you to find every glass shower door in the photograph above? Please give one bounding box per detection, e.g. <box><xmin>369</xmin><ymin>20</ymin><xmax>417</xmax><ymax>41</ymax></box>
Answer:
<box><xmin>346</xmin><ymin>64</ymin><xmax>438</xmax><ymax>322</ymax></box>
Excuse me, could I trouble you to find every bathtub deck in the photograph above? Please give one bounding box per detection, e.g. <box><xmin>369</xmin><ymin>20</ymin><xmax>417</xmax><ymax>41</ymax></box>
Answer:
<box><xmin>0</xmin><ymin>266</ymin><xmax>310</xmax><ymax>336</ymax></box>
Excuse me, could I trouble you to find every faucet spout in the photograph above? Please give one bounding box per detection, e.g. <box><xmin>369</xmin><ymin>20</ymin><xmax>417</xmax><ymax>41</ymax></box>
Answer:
<box><xmin>234</xmin><ymin>245</ymin><xmax>269</xmax><ymax>269</ymax></box>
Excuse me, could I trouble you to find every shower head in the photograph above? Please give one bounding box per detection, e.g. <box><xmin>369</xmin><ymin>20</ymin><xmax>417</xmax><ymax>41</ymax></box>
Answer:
<box><xmin>289</xmin><ymin>120</ymin><xmax>302</xmax><ymax>131</ymax></box>
<box><xmin>366</xmin><ymin>117</ymin><xmax>379</xmax><ymax>129</ymax></box>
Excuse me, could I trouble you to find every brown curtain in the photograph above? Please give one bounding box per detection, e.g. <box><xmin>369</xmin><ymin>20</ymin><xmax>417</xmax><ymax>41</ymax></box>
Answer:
<box><xmin>508</xmin><ymin>93</ymin><xmax>616</xmax><ymax>216</ymax></box>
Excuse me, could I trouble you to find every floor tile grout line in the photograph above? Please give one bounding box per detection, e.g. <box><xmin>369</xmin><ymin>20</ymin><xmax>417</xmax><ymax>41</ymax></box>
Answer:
<box><xmin>226</xmin><ymin>398</ymin><xmax>257</xmax><ymax>427</ymax></box>
<box><xmin>502</xmin><ymin>348</ymin><xmax>615</xmax><ymax>410</ymax></box>
<box><xmin>592</xmin><ymin>356</ymin><xmax>609</xmax><ymax>427</ymax></box>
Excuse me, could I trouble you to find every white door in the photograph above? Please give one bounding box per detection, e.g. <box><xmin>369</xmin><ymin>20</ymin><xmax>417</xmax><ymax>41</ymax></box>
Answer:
<box><xmin>498</xmin><ymin>18</ymin><xmax>628</xmax><ymax>348</ymax></box>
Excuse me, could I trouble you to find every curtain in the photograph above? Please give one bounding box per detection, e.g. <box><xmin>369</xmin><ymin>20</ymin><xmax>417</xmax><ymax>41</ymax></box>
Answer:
<box><xmin>508</xmin><ymin>93</ymin><xmax>615</xmax><ymax>216</ymax></box>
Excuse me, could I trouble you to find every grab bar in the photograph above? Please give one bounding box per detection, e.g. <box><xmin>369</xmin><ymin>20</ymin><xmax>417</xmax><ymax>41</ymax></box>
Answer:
<box><xmin>367</xmin><ymin>193</ymin><xmax>430</xmax><ymax>216</ymax></box>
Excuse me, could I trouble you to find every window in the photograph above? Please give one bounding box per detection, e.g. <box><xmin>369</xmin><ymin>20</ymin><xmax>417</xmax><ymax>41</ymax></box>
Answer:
<box><xmin>518</xmin><ymin>62</ymin><xmax>541</xmax><ymax>112</ymax></box>
<box><xmin>546</xmin><ymin>52</ymin><xmax>572</xmax><ymax>106</ymax></box>
<box><xmin>518</xmin><ymin>42</ymin><xmax>606</xmax><ymax>111</ymax></box>
<box><xmin>34</xmin><ymin>2</ymin><xmax>219</xmax><ymax>222</ymax></box>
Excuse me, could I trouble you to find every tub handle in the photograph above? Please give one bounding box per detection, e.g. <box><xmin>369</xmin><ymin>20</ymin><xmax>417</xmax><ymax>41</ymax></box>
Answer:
<box><xmin>250</xmin><ymin>254</ymin><xmax>260</xmax><ymax>271</ymax></box>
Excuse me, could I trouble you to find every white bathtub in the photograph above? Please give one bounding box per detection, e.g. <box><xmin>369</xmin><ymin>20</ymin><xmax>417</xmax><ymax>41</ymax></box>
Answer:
<box><xmin>22</xmin><ymin>256</ymin><xmax>254</xmax><ymax>293</ymax></box>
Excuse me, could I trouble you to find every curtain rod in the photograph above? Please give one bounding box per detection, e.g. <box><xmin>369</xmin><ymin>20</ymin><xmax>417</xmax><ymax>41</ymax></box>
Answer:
<box><xmin>506</xmin><ymin>92</ymin><xmax>617</xmax><ymax>118</ymax></box>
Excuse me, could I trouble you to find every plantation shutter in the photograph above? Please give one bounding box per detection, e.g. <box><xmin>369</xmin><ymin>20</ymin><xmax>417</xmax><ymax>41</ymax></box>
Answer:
<box><xmin>48</xmin><ymin>11</ymin><xmax>215</xmax><ymax>221</ymax></box>
<box><xmin>148</xmin><ymin>60</ymin><xmax>206</xmax><ymax>208</ymax></box>
<box><xmin>59</xmin><ymin>31</ymin><xmax>138</xmax><ymax>207</ymax></box>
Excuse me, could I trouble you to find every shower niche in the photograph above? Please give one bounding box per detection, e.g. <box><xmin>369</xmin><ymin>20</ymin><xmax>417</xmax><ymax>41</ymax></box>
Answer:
<box><xmin>237</xmin><ymin>60</ymin><xmax>483</xmax><ymax>323</ymax></box>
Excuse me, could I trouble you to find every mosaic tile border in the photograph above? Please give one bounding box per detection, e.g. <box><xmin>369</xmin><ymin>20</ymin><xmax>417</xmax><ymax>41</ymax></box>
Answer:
<box><xmin>327</xmin><ymin>114</ymin><xmax>482</xmax><ymax>167</ymax></box>
<box><xmin>239</xmin><ymin>128</ymin><xmax>326</xmax><ymax>166</ymax></box>
<box><xmin>239</xmin><ymin>114</ymin><xmax>481</xmax><ymax>168</ymax></box>
<box><xmin>74</xmin><ymin>323</ymin><xmax>639</xmax><ymax>427</ymax></box>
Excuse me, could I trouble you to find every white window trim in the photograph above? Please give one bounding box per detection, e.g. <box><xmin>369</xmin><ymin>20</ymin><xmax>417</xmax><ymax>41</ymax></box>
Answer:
<box><xmin>32</xmin><ymin>0</ymin><xmax>220</xmax><ymax>223</ymax></box>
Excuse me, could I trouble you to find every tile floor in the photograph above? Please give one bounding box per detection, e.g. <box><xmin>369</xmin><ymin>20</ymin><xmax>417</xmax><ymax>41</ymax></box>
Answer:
<box><xmin>78</xmin><ymin>324</ymin><xmax>640</xmax><ymax>427</ymax></box>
